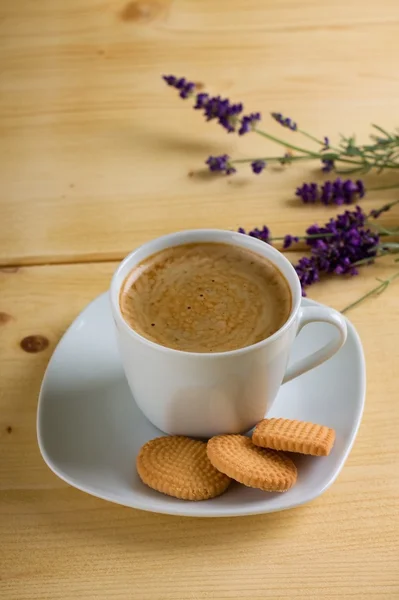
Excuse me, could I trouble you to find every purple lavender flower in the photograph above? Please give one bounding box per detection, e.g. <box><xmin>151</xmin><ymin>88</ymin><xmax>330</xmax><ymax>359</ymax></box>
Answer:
<box><xmin>294</xmin><ymin>257</ymin><xmax>320</xmax><ymax>295</ymax></box>
<box><xmin>225</xmin><ymin>166</ymin><xmax>237</xmax><ymax>175</ymax></box>
<box><xmin>331</xmin><ymin>178</ymin><xmax>348</xmax><ymax>205</ymax></box>
<box><xmin>296</xmin><ymin>178</ymin><xmax>366</xmax><ymax>205</ymax></box>
<box><xmin>163</xmin><ymin>75</ymin><xmax>262</xmax><ymax>135</ymax></box>
<box><xmin>322</xmin><ymin>136</ymin><xmax>330</xmax><ymax>150</ymax></box>
<box><xmin>238</xmin><ymin>225</ymin><xmax>271</xmax><ymax>243</ymax></box>
<box><xmin>163</xmin><ymin>75</ymin><xmax>178</xmax><ymax>86</ymax></box>
<box><xmin>291</xmin><ymin>206</ymin><xmax>379</xmax><ymax>292</ymax></box>
<box><xmin>295</xmin><ymin>183</ymin><xmax>318</xmax><ymax>203</ymax></box>
<box><xmin>194</xmin><ymin>93</ymin><xmax>209</xmax><ymax>109</ymax></box>
<box><xmin>304</xmin><ymin>206</ymin><xmax>379</xmax><ymax>277</ymax></box>
<box><xmin>200</xmin><ymin>95</ymin><xmax>261</xmax><ymax>135</ymax></box>
<box><xmin>180</xmin><ymin>83</ymin><xmax>195</xmax><ymax>99</ymax></box>
<box><xmin>355</xmin><ymin>179</ymin><xmax>365</xmax><ymax>198</ymax></box>
<box><xmin>283</xmin><ymin>234</ymin><xmax>300</xmax><ymax>249</ymax></box>
<box><xmin>251</xmin><ymin>160</ymin><xmax>266</xmax><ymax>174</ymax></box>
<box><xmin>198</xmin><ymin>93</ymin><xmax>253</xmax><ymax>134</ymax></box>
<box><xmin>239</xmin><ymin>206</ymin><xmax>379</xmax><ymax>295</ymax></box>
<box><xmin>206</xmin><ymin>155</ymin><xmax>236</xmax><ymax>175</ymax></box>
<box><xmin>239</xmin><ymin>112</ymin><xmax>261</xmax><ymax>135</ymax></box>
<box><xmin>321</xmin><ymin>158</ymin><xmax>335</xmax><ymax>172</ymax></box>
<box><xmin>320</xmin><ymin>180</ymin><xmax>333</xmax><ymax>204</ymax></box>
<box><xmin>163</xmin><ymin>75</ymin><xmax>195</xmax><ymax>99</ymax></box>
<box><xmin>271</xmin><ymin>112</ymin><xmax>297</xmax><ymax>131</ymax></box>
<box><xmin>202</xmin><ymin>96</ymin><xmax>243</xmax><ymax>132</ymax></box>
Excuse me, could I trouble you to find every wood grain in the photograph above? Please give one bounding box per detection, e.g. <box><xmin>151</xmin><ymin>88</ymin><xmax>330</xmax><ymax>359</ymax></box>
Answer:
<box><xmin>1</xmin><ymin>261</ymin><xmax>398</xmax><ymax>599</ymax></box>
<box><xmin>1</xmin><ymin>0</ymin><xmax>399</xmax><ymax>597</ymax></box>
<box><xmin>1</xmin><ymin>0</ymin><xmax>399</xmax><ymax>265</ymax></box>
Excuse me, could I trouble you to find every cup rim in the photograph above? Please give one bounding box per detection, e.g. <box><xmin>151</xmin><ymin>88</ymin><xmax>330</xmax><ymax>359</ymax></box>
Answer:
<box><xmin>110</xmin><ymin>229</ymin><xmax>302</xmax><ymax>357</ymax></box>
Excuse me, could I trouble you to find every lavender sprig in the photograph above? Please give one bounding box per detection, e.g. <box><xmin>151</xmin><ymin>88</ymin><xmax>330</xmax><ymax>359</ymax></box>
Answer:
<box><xmin>303</xmin><ymin>207</ymin><xmax>379</xmax><ymax>280</ymax></box>
<box><xmin>296</xmin><ymin>178</ymin><xmax>365</xmax><ymax>205</ymax></box>
<box><xmin>294</xmin><ymin>180</ymin><xmax>399</xmax><ymax>207</ymax></box>
<box><xmin>238</xmin><ymin>225</ymin><xmax>271</xmax><ymax>243</ymax></box>
<box><xmin>163</xmin><ymin>75</ymin><xmax>399</xmax><ymax>175</ymax></box>
<box><xmin>206</xmin><ymin>155</ymin><xmax>236</xmax><ymax>175</ymax></box>
<box><xmin>163</xmin><ymin>75</ymin><xmax>196</xmax><ymax>99</ymax></box>
<box><xmin>251</xmin><ymin>160</ymin><xmax>267</xmax><ymax>174</ymax></box>
<box><xmin>163</xmin><ymin>75</ymin><xmax>260</xmax><ymax>136</ymax></box>
<box><xmin>271</xmin><ymin>113</ymin><xmax>297</xmax><ymax>131</ymax></box>
<box><xmin>238</xmin><ymin>203</ymin><xmax>399</xmax><ymax>295</ymax></box>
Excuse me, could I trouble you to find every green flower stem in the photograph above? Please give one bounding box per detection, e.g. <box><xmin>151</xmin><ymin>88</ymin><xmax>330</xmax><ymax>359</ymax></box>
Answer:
<box><xmin>232</xmin><ymin>156</ymin><xmax>310</xmax><ymax>165</ymax></box>
<box><xmin>344</xmin><ymin>242</ymin><xmax>399</xmax><ymax>268</ymax></box>
<box><xmin>341</xmin><ymin>270</ymin><xmax>399</xmax><ymax>314</ymax></box>
<box><xmin>373</xmin><ymin>225</ymin><xmax>399</xmax><ymax>235</ymax></box>
<box><xmin>350</xmin><ymin>257</ymin><xmax>377</xmax><ymax>267</ymax></box>
<box><xmin>297</xmin><ymin>129</ymin><xmax>325</xmax><ymax>146</ymax></box>
<box><xmin>255</xmin><ymin>128</ymin><xmax>372</xmax><ymax>164</ymax></box>
<box><xmin>369</xmin><ymin>184</ymin><xmax>399</xmax><ymax>192</ymax></box>
<box><xmin>234</xmin><ymin>151</ymin><xmax>364</xmax><ymax>168</ymax></box>
<box><xmin>351</xmin><ymin>250</ymin><xmax>392</xmax><ymax>267</ymax></box>
<box><xmin>254</xmin><ymin>128</ymin><xmax>320</xmax><ymax>157</ymax></box>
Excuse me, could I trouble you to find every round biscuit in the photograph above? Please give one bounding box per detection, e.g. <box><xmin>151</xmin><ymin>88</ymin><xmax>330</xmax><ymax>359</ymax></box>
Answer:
<box><xmin>136</xmin><ymin>436</ymin><xmax>231</xmax><ymax>501</ymax></box>
<box><xmin>207</xmin><ymin>435</ymin><xmax>297</xmax><ymax>492</ymax></box>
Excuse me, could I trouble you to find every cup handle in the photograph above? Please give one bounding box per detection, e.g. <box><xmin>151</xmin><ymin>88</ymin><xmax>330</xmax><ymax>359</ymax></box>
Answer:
<box><xmin>282</xmin><ymin>306</ymin><xmax>347</xmax><ymax>384</ymax></box>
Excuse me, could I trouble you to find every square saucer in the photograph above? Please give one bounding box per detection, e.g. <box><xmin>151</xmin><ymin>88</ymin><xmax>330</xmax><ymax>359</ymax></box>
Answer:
<box><xmin>37</xmin><ymin>293</ymin><xmax>365</xmax><ymax>517</ymax></box>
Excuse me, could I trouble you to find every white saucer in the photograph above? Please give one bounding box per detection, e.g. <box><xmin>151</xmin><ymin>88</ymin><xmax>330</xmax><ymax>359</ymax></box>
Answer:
<box><xmin>37</xmin><ymin>293</ymin><xmax>365</xmax><ymax>517</ymax></box>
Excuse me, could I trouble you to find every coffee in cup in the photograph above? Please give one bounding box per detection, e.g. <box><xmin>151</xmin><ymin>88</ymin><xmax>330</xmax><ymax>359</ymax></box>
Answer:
<box><xmin>119</xmin><ymin>242</ymin><xmax>292</xmax><ymax>353</ymax></box>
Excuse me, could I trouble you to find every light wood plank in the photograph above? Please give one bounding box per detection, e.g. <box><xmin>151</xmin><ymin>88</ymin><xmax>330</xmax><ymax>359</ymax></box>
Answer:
<box><xmin>1</xmin><ymin>261</ymin><xmax>398</xmax><ymax>599</ymax></box>
<box><xmin>1</xmin><ymin>0</ymin><xmax>399</xmax><ymax>264</ymax></box>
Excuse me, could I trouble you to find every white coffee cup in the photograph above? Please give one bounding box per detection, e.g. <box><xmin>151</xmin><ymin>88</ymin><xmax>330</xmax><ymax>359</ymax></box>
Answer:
<box><xmin>110</xmin><ymin>229</ymin><xmax>347</xmax><ymax>437</ymax></box>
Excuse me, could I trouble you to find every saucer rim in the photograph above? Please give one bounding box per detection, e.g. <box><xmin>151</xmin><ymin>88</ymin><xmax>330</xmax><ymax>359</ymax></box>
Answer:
<box><xmin>37</xmin><ymin>293</ymin><xmax>366</xmax><ymax>518</ymax></box>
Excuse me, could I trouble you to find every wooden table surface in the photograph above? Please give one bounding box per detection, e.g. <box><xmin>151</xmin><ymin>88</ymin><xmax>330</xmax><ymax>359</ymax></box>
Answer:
<box><xmin>1</xmin><ymin>1</ymin><xmax>399</xmax><ymax>598</ymax></box>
